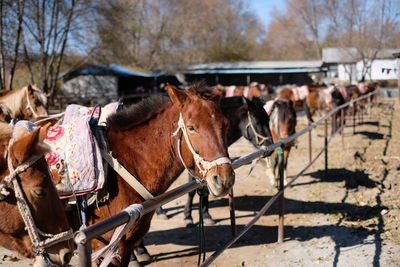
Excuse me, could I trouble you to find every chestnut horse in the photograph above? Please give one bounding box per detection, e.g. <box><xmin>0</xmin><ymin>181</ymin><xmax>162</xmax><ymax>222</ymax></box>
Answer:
<box><xmin>0</xmin><ymin>122</ymin><xmax>72</xmax><ymax>266</ymax></box>
<box><xmin>83</xmin><ymin>84</ymin><xmax>234</xmax><ymax>266</ymax></box>
<box><xmin>0</xmin><ymin>85</ymin><xmax>48</xmax><ymax>122</ymax></box>
<box><xmin>303</xmin><ymin>87</ymin><xmax>345</xmax><ymax>123</ymax></box>
<box><xmin>262</xmin><ymin>99</ymin><xmax>297</xmax><ymax>186</ymax></box>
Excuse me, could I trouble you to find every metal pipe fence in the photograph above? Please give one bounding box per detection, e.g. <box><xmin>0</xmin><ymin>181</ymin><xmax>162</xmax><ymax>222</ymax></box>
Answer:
<box><xmin>74</xmin><ymin>90</ymin><xmax>378</xmax><ymax>266</ymax></box>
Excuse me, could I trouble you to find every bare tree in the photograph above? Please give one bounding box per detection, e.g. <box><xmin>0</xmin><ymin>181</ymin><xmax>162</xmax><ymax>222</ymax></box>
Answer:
<box><xmin>325</xmin><ymin>0</ymin><xmax>400</xmax><ymax>81</ymax></box>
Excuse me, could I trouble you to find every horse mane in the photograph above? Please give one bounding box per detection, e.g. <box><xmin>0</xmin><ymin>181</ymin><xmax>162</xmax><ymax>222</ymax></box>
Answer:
<box><xmin>107</xmin><ymin>82</ymin><xmax>217</xmax><ymax>130</ymax></box>
<box><xmin>0</xmin><ymin>122</ymin><xmax>12</xmax><ymax>142</ymax></box>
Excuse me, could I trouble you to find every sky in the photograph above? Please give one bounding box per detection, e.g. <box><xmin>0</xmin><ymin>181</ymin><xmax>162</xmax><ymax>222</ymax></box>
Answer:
<box><xmin>248</xmin><ymin>0</ymin><xmax>287</xmax><ymax>28</ymax></box>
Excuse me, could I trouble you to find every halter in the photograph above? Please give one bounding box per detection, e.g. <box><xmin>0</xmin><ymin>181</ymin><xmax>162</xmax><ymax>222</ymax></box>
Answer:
<box><xmin>245</xmin><ymin>111</ymin><xmax>271</xmax><ymax>147</ymax></box>
<box><xmin>172</xmin><ymin>113</ymin><xmax>231</xmax><ymax>177</ymax></box>
<box><xmin>1</xmin><ymin>149</ymin><xmax>73</xmax><ymax>262</ymax></box>
<box><xmin>25</xmin><ymin>87</ymin><xmax>39</xmax><ymax>118</ymax></box>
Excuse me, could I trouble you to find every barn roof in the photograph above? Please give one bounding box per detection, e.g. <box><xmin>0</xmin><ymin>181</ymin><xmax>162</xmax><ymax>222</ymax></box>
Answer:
<box><xmin>165</xmin><ymin>61</ymin><xmax>324</xmax><ymax>74</ymax></box>
<box><xmin>323</xmin><ymin>48</ymin><xmax>400</xmax><ymax>64</ymax></box>
<box><xmin>60</xmin><ymin>63</ymin><xmax>161</xmax><ymax>81</ymax></box>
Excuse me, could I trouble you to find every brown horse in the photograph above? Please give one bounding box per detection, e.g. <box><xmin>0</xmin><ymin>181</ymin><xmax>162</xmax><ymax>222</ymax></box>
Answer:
<box><xmin>262</xmin><ymin>99</ymin><xmax>297</xmax><ymax>185</ymax></box>
<box><xmin>0</xmin><ymin>122</ymin><xmax>73</xmax><ymax>266</ymax></box>
<box><xmin>82</xmin><ymin>84</ymin><xmax>234</xmax><ymax>266</ymax></box>
<box><xmin>0</xmin><ymin>85</ymin><xmax>48</xmax><ymax>122</ymax></box>
<box><xmin>230</xmin><ymin>83</ymin><xmax>267</xmax><ymax>100</ymax></box>
<box><xmin>277</xmin><ymin>85</ymin><xmax>310</xmax><ymax>108</ymax></box>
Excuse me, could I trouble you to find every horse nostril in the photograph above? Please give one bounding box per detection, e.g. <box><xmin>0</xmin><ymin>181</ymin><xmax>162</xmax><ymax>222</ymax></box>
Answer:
<box><xmin>212</xmin><ymin>174</ymin><xmax>222</xmax><ymax>189</ymax></box>
<box><xmin>62</xmin><ymin>251</ymin><xmax>72</xmax><ymax>265</ymax></box>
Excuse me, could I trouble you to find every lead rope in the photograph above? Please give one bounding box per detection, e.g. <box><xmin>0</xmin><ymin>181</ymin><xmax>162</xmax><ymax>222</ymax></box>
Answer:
<box><xmin>197</xmin><ymin>187</ymin><xmax>207</xmax><ymax>266</ymax></box>
<box><xmin>3</xmin><ymin>150</ymin><xmax>73</xmax><ymax>256</ymax></box>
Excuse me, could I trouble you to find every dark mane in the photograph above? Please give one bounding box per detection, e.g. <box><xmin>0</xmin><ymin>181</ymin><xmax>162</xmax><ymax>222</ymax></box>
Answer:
<box><xmin>186</xmin><ymin>82</ymin><xmax>216</xmax><ymax>99</ymax></box>
<box><xmin>107</xmin><ymin>94</ymin><xmax>170</xmax><ymax>130</ymax></box>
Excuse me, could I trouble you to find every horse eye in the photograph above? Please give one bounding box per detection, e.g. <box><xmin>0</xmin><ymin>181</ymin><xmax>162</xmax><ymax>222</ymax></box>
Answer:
<box><xmin>30</xmin><ymin>188</ymin><xmax>46</xmax><ymax>198</ymax></box>
<box><xmin>187</xmin><ymin>126</ymin><xmax>197</xmax><ymax>133</ymax></box>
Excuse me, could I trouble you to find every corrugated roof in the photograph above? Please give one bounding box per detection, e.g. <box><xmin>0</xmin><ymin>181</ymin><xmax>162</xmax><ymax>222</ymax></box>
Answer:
<box><xmin>169</xmin><ymin>61</ymin><xmax>324</xmax><ymax>72</ymax></box>
<box><xmin>186</xmin><ymin>68</ymin><xmax>322</xmax><ymax>74</ymax></box>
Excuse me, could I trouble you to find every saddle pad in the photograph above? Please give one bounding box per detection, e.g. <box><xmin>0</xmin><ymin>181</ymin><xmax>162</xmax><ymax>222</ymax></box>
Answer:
<box><xmin>263</xmin><ymin>99</ymin><xmax>276</xmax><ymax>115</ymax></box>
<box><xmin>225</xmin><ymin>86</ymin><xmax>236</xmax><ymax>97</ymax></box>
<box><xmin>319</xmin><ymin>88</ymin><xmax>333</xmax><ymax>109</ymax></box>
<box><xmin>45</xmin><ymin>103</ymin><xmax>118</xmax><ymax>198</ymax></box>
<box><xmin>292</xmin><ymin>85</ymin><xmax>309</xmax><ymax>101</ymax></box>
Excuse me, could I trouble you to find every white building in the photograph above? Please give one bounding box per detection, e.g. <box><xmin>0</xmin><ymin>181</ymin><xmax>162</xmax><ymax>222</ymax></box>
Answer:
<box><xmin>322</xmin><ymin>48</ymin><xmax>399</xmax><ymax>83</ymax></box>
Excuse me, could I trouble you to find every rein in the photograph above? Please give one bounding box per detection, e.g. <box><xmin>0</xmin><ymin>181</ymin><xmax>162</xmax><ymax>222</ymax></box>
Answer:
<box><xmin>1</xmin><ymin>149</ymin><xmax>73</xmax><ymax>260</ymax></box>
<box><xmin>172</xmin><ymin>113</ymin><xmax>231</xmax><ymax>177</ymax></box>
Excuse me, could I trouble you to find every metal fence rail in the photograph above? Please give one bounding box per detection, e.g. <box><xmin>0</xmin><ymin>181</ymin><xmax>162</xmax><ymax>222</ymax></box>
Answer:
<box><xmin>74</xmin><ymin>90</ymin><xmax>378</xmax><ymax>266</ymax></box>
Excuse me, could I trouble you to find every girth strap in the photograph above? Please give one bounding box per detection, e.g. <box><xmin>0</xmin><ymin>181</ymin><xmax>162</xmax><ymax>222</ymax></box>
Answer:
<box><xmin>100</xmin><ymin>150</ymin><xmax>154</xmax><ymax>200</ymax></box>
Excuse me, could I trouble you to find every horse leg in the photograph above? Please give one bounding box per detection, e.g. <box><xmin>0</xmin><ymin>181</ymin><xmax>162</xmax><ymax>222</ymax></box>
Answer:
<box><xmin>155</xmin><ymin>206</ymin><xmax>168</xmax><ymax>220</ymax></box>
<box><xmin>262</xmin><ymin>157</ymin><xmax>276</xmax><ymax>188</ymax></box>
<box><xmin>0</xmin><ymin>232</ymin><xmax>34</xmax><ymax>258</ymax></box>
<box><xmin>283</xmin><ymin>147</ymin><xmax>291</xmax><ymax>185</ymax></box>
<box><xmin>183</xmin><ymin>174</ymin><xmax>196</xmax><ymax>227</ymax></box>
<box><xmin>133</xmin><ymin>240</ymin><xmax>152</xmax><ymax>262</ymax></box>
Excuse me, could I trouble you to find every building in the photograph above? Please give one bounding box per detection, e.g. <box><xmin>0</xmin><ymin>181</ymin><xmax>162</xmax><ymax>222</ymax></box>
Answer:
<box><xmin>322</xmin><ymin>48</ymin><xmax>399</xmax><ymax>83</ymax></box>
<box><xmin>60</xmin><ymin>63</ymin><xmax>178</xmax><ymax>103</ymax></box>
<box><xmin>163</xmin><ymin>61</ymin><xmax>326</xmax><ymax>86</ymax></box>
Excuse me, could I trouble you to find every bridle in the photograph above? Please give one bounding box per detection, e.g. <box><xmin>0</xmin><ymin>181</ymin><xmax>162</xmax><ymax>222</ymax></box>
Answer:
<box><xmin>173</xmin><ymin>113</ymin><xmax>231</xmax><ymax>177</ymax></box>
<box><xmin>245</xmin><ymin>111</ymin><xmax>271</xmax><ymax>148</ymax></box>
<box><xmin>25</xmin><ymin>87</ymin><xmax>47</xmax><ymax>119</ymax></box>
<box><xmin>1</xmin><ymin>147</ymin><xmax>73</xmax><ymax>265</ymax></box>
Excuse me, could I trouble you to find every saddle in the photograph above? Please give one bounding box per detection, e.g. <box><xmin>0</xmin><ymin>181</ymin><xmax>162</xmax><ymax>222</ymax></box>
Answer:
<box><xmin>44</xmin><ymin>103</ymin><xmax>119</xmax><ymax>198</ymax></box>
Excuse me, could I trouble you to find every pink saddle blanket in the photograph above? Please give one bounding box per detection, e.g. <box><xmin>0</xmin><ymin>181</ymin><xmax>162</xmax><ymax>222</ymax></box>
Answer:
<box><xmin>44</xmin><ymin>103</ymin><xmax>118</xmax><ymax>198</ymax></box>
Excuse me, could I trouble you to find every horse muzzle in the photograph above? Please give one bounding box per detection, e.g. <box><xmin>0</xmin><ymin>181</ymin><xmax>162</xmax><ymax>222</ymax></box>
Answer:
<box><xmin>33</xmin><ymin>248</ymin><xmax>72</xmax><ymax>267</ymax></box>
<box><xmin>205</xmin><ymin>163</ymin><xmax>235</xmax><ymax>197</ymax></box>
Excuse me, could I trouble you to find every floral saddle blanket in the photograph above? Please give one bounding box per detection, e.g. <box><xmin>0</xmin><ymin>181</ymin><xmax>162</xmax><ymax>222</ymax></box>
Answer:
<box><xmin>44</xmin><ymin>103</ymin><xmax>118</xmax><ymax>198</ymax></box>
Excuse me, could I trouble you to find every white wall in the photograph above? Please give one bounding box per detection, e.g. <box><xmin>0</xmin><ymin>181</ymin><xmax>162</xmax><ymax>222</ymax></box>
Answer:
<box><xmin>63</xmin><ymin>75</ymin><xmax>118</xmax><ymax>99</ymax></box>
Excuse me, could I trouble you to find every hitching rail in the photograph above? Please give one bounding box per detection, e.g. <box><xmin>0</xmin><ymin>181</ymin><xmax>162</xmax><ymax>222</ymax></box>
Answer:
<box><xmin>74</xmin><ymin>90</ymin><xmax>378</xmax><ymax>266</ymax></box>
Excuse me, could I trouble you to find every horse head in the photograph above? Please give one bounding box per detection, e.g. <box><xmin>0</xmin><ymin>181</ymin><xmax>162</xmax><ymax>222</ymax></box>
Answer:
<box><xmin>271</xmin><ymin>99</ymin><xmax>297</xmax><ymax>140</ymax></box>
<box><xmin>24</xmin><ymin>85</ymin><xmax>48</xmax><ymax>119</ymax></box>
<box><xmin>6</xmin><ymin>122</ymin><xmax>72</xmax><ymax>266</ymax></box>
<box><xmin>167</xmin><ymin>84</ymin><xmax>235</xmax><ymax>197</ymax></box>
<box><xmin>240</xmin><ymin>97</ymin><xmax>274</xmax><ymax>153</ymax></box>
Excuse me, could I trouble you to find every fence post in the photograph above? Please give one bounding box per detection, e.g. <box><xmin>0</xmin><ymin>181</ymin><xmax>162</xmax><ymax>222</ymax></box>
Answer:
<box><xmin>324</xmin><ymin>119</ymin><xmax>328</xmax><ymax>176</ymax></box>
<box><xmin>76</xmin><ymin>234</ymin><xmax>91</xmax><ymax>267</ymax></box>
<box><xmin>353</xmin><ymin>102</ymin><xmax>356</xmax><ymax>134</ymax></box>
<box><xmin>341</xmin><ymin>108</ymin><xmax>345</xmax><ymax>148</ymax></box>
<box><xmin>277</xmin><ymin>144</ymin><xmax>285</xmax><ymax>243</ymax></box>
<box><xmin>228</xmin><ymin>188</ymin><xmax>236</xmax><ymax>237</ymax></box>
<box><xmin>308</xmin><ymin>122</ymin><xmax>312</xmax><ymax>163</ymax></box>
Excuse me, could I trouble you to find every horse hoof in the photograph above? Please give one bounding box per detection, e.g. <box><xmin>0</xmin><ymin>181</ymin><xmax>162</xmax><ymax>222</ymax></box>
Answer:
<box><xmin>184</xmin><ymin>218</ymin><xmax>195</xmax><ymax>227</ymax></box>
<box><xmin>135</xmin><ymin>252</ymin><xmax>152</xmax><ymax>262</ymax></box>
<box><xmin>156</xmin><ymin>213</ymin><xmax>168</xmax><ymax>220</ymax></box>
<box><xmin>128</xmin><ymin>260</ymin><xmax>142</xmax><ymax>267</ymax></box>
<box><xmin>203</xmin><ymin>217</ymin><xmax>216</xmax><ymax>226</ymax></box>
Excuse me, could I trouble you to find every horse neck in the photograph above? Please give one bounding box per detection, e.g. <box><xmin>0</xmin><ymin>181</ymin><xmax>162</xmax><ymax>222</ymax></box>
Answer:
<box><xmin>0</xmin><ymin>88</ymin><xmax>25</xmax><ymax>117</ymax></box>
<box><xmin>224</xmin><ymin>108</ymin><xmax>243</xmax><ymax>146</ymax></box>
<box><xmin>106</xmin><ymin>105</ymin><xmax>186</xmax><ymax>196</ymax></box>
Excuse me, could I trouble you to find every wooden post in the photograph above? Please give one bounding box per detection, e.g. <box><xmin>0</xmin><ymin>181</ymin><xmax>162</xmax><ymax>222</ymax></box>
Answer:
<box><xmin>353</xmin><ymin>102</ymin><xmax>356</xmax><ymax>134</ymax></box>
<box><xmin>277</xmin><ymin>144</ymin><xmax>285</xmax><ymax>243</ymax></box>
<box><xmin>228</xmin><ymin>188</ymin><xmax>236</xmax><ymax>237</ymax></box>
<box><xmin>324</xmin><ymin>119</ymin><xmax>328</xmax><ymax>176</ymax></box>
<box><xmin>341</xmin><ymin>108</ymin><xmax>345</xmax><ymax>148</ymax></box>
<box><xmin>308</xmin><ymin>122</ymin><xmax>312</xmax><ymax>163</ymax></box>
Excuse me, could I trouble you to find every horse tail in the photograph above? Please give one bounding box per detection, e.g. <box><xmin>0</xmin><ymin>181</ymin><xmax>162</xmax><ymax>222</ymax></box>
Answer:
<box><xmin>303</xmin><ymin>98</ymin><xmax>314</xmax><ymax>123</ymax></box>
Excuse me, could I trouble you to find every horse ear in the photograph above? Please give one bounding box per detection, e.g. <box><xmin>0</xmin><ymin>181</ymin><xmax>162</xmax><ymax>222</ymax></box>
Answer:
<box><xmin>241</xmin><ymin>96</ymin><xmax>250</xmax><ymax>107</ymax></box>
<box><xmin>10</xmin><ymin>127</ymin><xmax>41</xmax><ymax>163</ymax></box>
<box><xmin>166</xmin><ymin>83</ymin><xmax>187</xmax><ymax>108</ymax></box>
<box><xmin>27</xmin><ymin>84</ymin><xmax>34</xmax><ymax>94</ymax></box>
<box><xmin>38</xmin><ymin>123</ymin><xmax>51</xmax><ymax>142</ymax></box>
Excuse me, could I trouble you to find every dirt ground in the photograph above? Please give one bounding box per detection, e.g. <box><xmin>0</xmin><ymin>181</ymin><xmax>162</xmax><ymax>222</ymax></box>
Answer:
<box><xmin>1</xmin><ymin>96</ymin><xmax>399</xmax><ymax>266</ymax></box>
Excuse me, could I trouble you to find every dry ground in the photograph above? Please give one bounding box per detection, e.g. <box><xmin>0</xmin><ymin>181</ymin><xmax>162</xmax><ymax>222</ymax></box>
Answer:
<box><xmin>0</xmin><ymin>97</ymin><xmax>399</xmax><ymax>266</ymax></box>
